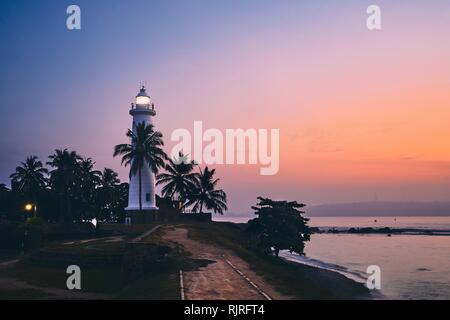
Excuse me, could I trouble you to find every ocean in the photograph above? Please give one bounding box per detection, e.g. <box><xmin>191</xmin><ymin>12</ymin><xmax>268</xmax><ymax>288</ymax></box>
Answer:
<box><xmin>213</xmin><ymin>215</ymin><xmax>450</xmax><ymax>300</ymax></box>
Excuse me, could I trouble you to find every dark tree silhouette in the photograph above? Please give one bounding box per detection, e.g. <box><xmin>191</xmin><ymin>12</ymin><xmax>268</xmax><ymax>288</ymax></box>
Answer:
<box><xmin>247</xmin><ymin>197</ymin><xmax>311</xmax><ymax>257</ymax></box>
<box><xmin>156</xmin><ymin>152</ymin><xmax>197</xmax><ymax>211</ymax></box>
<box><xmin>3</xmin><ymin>150</ymin><xmax>129</xmax><ymax>223</ymax></box>
<box><xmin>96</xmin><ymin>168</ymin><xmax>121</xmax><ymax>220</ymax></box>
<box><xmin>185</xmin><ymin>166</ymin><xmax>227</xmax><ymax>214</ymax></box>
<box><xmin>47</xmin><ymin>149</ymin><xmax>82</xmax><ymax>221</ymax></box>
<box><xmin>10</xmin><ymin>156</ymin><xmax>48</xmax><ymax>216</ymax></box>
<box><xmin>76</xmin><ymin>157</ymin><xmax>101</xmax><ymax>220</ymax></box>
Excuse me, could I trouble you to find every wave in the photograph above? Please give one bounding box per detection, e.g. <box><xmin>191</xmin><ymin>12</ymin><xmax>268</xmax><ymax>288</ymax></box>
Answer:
<box><xmin>279</xmin><ymin>251</ymin><xmax>368</xmax><ymax>284</ymax></box>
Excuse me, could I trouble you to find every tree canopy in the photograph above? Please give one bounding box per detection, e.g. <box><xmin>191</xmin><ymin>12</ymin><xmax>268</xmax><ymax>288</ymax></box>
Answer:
<box><xmin>247</xmin><ymin>197</ymin><xmax>311</xmax><ymax>257</ymax></box>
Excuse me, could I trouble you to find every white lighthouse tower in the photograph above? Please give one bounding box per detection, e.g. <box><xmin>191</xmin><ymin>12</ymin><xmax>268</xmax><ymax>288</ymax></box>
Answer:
<box><xmin>125</xmin><ymin>86</ymin><xmax>158</xmax><ymax>222</ymax></box>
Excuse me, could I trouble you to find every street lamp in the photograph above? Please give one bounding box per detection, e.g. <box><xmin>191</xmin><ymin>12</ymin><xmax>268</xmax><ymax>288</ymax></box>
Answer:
<box><xmin>24</xmin><ymin>203</ymin><xmax>37</xmax><ymax>218</ymax></box>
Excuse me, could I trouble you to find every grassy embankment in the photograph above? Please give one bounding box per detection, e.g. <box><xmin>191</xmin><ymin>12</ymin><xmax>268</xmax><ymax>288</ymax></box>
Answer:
<box><xmin>0</xmin><ymin>223</ymin><xmax>182</xmax><ymax>299</ymax></box>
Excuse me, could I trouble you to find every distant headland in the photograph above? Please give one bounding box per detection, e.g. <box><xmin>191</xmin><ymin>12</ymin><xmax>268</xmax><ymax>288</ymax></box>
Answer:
<box><xmin>306</xmin><ymin>201</ymin><xmax>450</xmax><ymax>217</ymax></box>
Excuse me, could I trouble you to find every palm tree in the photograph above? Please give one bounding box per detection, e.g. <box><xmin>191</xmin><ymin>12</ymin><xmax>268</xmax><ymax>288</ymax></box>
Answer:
<box><xmin>97</xmin><ymin>168</ymin><xmax>120</xmax><ymax>214</ymax></box>
<box><xmin>0</xmin><ymin>183</ymin><xmax>9</xmax><ymax>200</ymax></box>
<box><xmin>76</xmin><ymin>157</ymin><xmax>101</xmax><ymax>220</ymax></box>
<box><xmin>186</xmin><ymin>166</ymin><xmax>227</xmax><ymax>214</ymax></box>
<box><xmin>99</xmin><ymin>168</ymin><xmax>120</xmax><ymax>190</ymax></box>
<box><xmin>0</xmin><ymin>184</ymin><xmax>8</xmax><ymax>192</ymax></box>
<box><xmin>10</xmin><ymin>156</ymin><xmax>48</xmax><ymax>215</ymax></box>
<box><xmin>0</xmin><ymin>184</ymin><xmax>10</xmax><ymax>218</ymax></box>
<box><xmin>47</xmin><ymin>149</ymin><xmax>82</xmax><ymax>221</ymax></box>
<box><xmin>156</xmin><ymin>152</ymin><xmax>197</xmax><ymax>211</ymax></box>
<box><xmin>113</xmin><ymin>122</ymin><xmax>167</xmax><ymax>213</ymax></box>
<box><xmin>77</xmin><ymin>158</ymin><xmax>101</xmax><ymax>196</ymax></box>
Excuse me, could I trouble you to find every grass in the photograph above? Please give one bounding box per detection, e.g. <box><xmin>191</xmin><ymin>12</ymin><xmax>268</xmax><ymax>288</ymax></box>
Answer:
<box><xmin>0</xmin><ymin>250</ymin><xmax>19</xmax><ymax>262</ymax></box>
<box><xmin>184</xmin><ymin>221</ymin><xmax>369</xmax><ymax>299</ymax></box>
<box><xmin>0</xmin><ymin>224</ymin><xmax>185</xmax><ymax>299</ymax></box>
<box><xmin>47</xmin><ymin>239</ymin><xmax>127</xmax><ymax>255</ymax></box>
<box><xmin>0</xmin><ymin>288</ymin><xmax>54</xmax><ymax>300</ymax></box>
<box><xmin>117</xmin><ymin>261</ymin><xmax>180</xmax><ymax>300</ymax></box>
<box><xmin>2</xmin><ymin>261</ymin><xmax>123</xmax><ymax>294</ymax></box>
<box><xmin>100</xmin><ymin>223</ymin><xmax>158</xmax><ymax>237</ymax></box>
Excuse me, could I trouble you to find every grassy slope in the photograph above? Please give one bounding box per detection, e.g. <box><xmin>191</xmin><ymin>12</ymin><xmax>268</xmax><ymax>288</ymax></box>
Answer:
<box><xmin>184</xmin><ymin>221</ymin><xmax>370</xmax><ymax>300</ymax></box>
<box><xmin>0</xmin><ymin>224</ymin><xmax>180</xmax><ymax>299</ymax></box>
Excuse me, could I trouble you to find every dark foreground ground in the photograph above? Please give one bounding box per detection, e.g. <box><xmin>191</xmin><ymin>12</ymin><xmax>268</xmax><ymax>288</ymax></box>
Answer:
<box><xmin>0</xmin><ymin>222</ymin><xmax>369</xmax><ymax>300</ymax></box>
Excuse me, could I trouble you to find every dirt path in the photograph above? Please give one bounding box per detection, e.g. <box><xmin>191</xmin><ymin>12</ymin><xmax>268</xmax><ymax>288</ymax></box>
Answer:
<box><xmin>162</xmin><ymin>227</ymin><xmax>290</xmax><ymax>300</ymax></box>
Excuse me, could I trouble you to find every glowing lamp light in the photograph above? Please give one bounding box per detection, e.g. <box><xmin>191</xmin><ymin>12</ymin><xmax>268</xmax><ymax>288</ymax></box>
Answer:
<box><xmin>136</xmin><ymin>95</ymin><xmax>151</xmax><ymax>105</ymax></box>
<box><xmin>24</xmin><ymin>203</ymin><xmax>33</xmax><ymax>211</ymax></box>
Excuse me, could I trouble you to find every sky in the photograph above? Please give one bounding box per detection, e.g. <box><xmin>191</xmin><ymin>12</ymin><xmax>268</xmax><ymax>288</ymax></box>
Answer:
<box><xmin>1</xmin><ymin>0</ymin><xmax>450</xmax><ymax>214</ymax></box>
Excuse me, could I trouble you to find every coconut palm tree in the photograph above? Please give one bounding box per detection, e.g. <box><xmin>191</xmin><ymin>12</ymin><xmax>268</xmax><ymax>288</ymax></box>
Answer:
<box><xmin>111</xmin><ymin>182</ymin><xmax>129</xmax><ymax>222</ymax></box>
<box><xmin>77</xmin><ymin>158</ymin><xmax>101</xmax><ymax>201</ymax></box>
<box><xmin>97</xmin><ymin>168</ymin><xmax>120</xmax><ymax>211</ymax></box>
<box><xmin>0</xmin><ymin>183</ymin><xmax>8</xmax><ymax>194</ymax></box>
<box><xmin>10</xmin><ymin>156</ymin><xmax>48</xmax><ymax>215</ymax></box>
<box><xmin>75</xmin><ymin>157</ymin><xmax>101</xmax><ymax>220</ymax></box>
<box><xmin>0</xmin><ymin>183</ymin><xmax>9</xmax><ymax>201</ymax></box>
<box><xmin>113</xmin><ymin>122</ymin><xmax>167</xmax><ymax>213</ymax></box>
<box><xmin>186</xmin><ymin>166</ymin><xmax>227</xmax><ymax>214</ymax></box>
<box><xmin>156</xmin><ymin>152</ymin><xmax>197</xmax><ymax>211</ymax></box>
<box><xmin>99</xmin><ymin>168</ymin><xmax>120</xmax><ymax>190</ymax></box>
<box><xmin>47</xmin><ymin>149</ymin><xmax>82</xmax><ymax>221</ymax></box>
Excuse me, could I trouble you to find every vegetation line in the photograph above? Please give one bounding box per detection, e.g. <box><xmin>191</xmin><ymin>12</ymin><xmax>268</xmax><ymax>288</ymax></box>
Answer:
<box><xmin>131</xmin><ymin>224</ymin><xmax>163</xmax><ymax>243</ymax></box>
<box><xmin>179</xmin><ymin>270</ymin><xmax>185</xmax><ymax>301</ymax></box>
<box><xmin>0</xmin><ymin>259</ymin><xmax>20</xmax><ymax>268</ymax></box>
<box><xmin>224</xmin><ymin>257</ymin><xmax>272</xmax><ymax>300</ymax></box>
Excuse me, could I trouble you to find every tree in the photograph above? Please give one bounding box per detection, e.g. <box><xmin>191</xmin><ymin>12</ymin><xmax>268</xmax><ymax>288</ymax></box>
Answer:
<box><xmin>98</xmin><ymin>168</ymin><xmax>120</xmax><ymax>200</ymax></box>
<box><xmin>0</xmin><ymin>184</ymin><xmax>10</xmax><ymax>218</ymax></box>
<box><xmin>185</xmin><ymin>166</ymin><xmax>227</xmax><ymax>214</ymax></box>
<box><xmin>156</xmin><ymin>152</ymin><xmax>197</xmax><ymax>211</ymax></box>
<box><xmin>10</xmin><ymin>156</ymin><xmax>48</xmax><ymax>215</ymax></box>
<box><xmin>247</xmin><ymin>197</ymin><xmax>311</xmax><ymax>257</ymax></box>
<box><xmin>113</xmin><ymin>122</ymin><xmax>167</xmax><ymax>213</ymax></box>
<box><xmin>0</xmin><ymin>184</ymin><xmax>8</xmax><ymax>193</ymax></box>
<box><xmin>75</xmin><ymin>158</ymin><xmax>101</xmax><ymax>220</ymax></box>
<box><xmin>96</xmin><ymin>168</ymin><xmax>120</xmax><ymax>220</ymax></box>
<box><xmin>109</xmin><ymin>182</ymin><xmax>129</xmax><ymax>223</ymax></box>
<box><xmin>47</xmin><ymin>149</ymin><xmax>82</xmax><ymax>221</ymax></box>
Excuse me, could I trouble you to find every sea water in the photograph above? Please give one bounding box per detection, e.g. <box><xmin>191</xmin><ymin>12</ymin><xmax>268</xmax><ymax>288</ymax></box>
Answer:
<box><xmin>214</xmin><ymin>215</ymin><xmax>450</xmax><ymax>299</ymax></box>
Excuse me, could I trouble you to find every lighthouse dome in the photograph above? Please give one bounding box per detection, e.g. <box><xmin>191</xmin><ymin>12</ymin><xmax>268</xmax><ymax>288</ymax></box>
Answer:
<box><xmin>135</xmin><ymin>86</ymin><xmax>151</xmax><ymax>106</ymax></box>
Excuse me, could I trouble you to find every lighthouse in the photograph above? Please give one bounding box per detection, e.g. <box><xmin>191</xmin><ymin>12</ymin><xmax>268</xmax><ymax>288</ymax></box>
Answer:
<box><xmin>125</xmin><ymin>86</ymin><xmax>158</xmax><ymax>222</ymax></box>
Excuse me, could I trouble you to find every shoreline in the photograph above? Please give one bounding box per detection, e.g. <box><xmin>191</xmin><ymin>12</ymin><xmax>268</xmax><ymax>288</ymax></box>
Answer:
<box><xmin>276</xmin><ymin>252</ymin><xmax>372</xmax><ymax>299</ymax></box>
<box><xmin>279</xmin><ymin>251</ymin><xmax>367</xmax><ymax>285</ymax></box>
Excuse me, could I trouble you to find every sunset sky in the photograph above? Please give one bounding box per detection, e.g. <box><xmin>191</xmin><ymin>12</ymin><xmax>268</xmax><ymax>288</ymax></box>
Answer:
<box><xmin>1</xmin><ymin>0</ymin><xmax>450</xmax><ymax>213</ymax></box>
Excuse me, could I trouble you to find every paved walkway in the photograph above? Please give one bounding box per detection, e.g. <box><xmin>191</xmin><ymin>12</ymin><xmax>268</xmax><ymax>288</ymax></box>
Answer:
<box><xmin>162</xmin><ymin>227</ymin><xmax>290</xmax><ymax>300</ymax></box>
